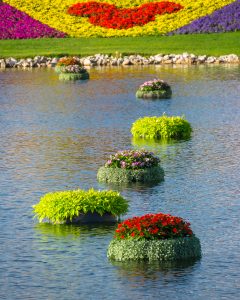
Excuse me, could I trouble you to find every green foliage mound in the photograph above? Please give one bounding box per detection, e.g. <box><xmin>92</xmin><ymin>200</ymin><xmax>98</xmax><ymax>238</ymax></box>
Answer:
<box><xmin>131</xmin><ymin>115</ymin><xmax>192</xmax><ymax>140</ymax></box>
<box><xmin>33</xmin><ymin>189</ymin><xmax>128</xmax><ymax>224</ymax></box>
<box><xmin>107</xmin><ymin>236</ymin><xmax>201</xmax><ymax>261</ymax></box>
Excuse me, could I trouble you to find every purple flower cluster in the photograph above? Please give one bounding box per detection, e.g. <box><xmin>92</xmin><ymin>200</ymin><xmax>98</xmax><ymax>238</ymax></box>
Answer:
<box><xmin>169</xmin><ymin>0</ymin><xmax>240</xmax><ymax>35</ymax></box>
<box><xmin>105</xmin><ymin>150</ymin><xmax>160</xmax><ymax>170</ymax></box>
<box><xmin>0</xmin><ymin>3</ymin><xmax>66</xmax><ymax>39</ymax></box>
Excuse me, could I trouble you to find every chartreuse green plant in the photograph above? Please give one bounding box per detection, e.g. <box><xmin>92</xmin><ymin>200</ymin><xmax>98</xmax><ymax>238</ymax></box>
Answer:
<box><xmin>107</xmin><ymin>213</ymin><xmax>201</xmax><ymax>261</ymax></box>
<box><xmin>131</xmin><ymin>115</ymin><xmax>192</xmax><ymax>140</ymax></box>
<box><xmin>33</xmin><ymin>189</ymin><xmax>128</xmax><ymax>224</ymax></box>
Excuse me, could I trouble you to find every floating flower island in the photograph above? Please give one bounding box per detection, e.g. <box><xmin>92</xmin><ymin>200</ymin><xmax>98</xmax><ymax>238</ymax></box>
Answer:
<box><xmin>107</xmin><ymin>213</ymin><xmax>201</xmax><ymax>261</ymax></box>
<box><xmin>97</xmin><ymin>150</ymin><xmax>164</xmax><ymax>183</ymax></box>
<box><xmin>136</xmin><ymin>79</ymin><xmax>172</xmax><ymax>99</ymax></box>
<box><xmin>55</xmin><ymin>57</ymin><xmax>89</xmax><ymax>80</ymax></box>
<box><xmin>33</xmin><ymin>189</ymin><xmax>128</xmax><ymax>224</ymax></box>
<box><xmin>131</xmin><ymin>115</ymin><xmax>192</xmax><ymax>140</ymax></box>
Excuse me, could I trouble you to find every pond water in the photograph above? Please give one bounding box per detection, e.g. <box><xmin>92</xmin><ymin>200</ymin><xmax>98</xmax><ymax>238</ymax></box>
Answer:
<box><xmin>0</xmin><ymin>65</ymin><xmax>239</xmax><ymax>300</ymax></box>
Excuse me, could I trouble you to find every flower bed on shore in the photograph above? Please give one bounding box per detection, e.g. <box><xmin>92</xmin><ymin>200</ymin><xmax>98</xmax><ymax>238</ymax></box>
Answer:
<box><xmin>1</xmin><ymin>0</ymin><xmax>237</xmax><ymax>38</ymax></box>
<box><xmin>107</xmin><ymin>213</ymin><xmax>201</xmax><ymax>261</ymax></box>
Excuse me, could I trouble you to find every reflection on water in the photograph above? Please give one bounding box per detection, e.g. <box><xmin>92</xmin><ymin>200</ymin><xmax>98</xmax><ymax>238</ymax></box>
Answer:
<box><xmin>0</xmin><ymin>65</ymin><xmax>240</xmax><ymax>300</ymax></box>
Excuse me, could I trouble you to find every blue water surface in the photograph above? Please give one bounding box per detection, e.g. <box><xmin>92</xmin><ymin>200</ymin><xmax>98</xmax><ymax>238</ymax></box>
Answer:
<box><xmin>0</xmin><ymin>65</ymin><xmax>239</xmax><ymax>300</ymax></box>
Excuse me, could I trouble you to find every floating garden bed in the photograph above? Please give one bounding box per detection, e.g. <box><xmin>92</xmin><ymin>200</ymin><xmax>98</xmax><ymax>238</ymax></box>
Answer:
<box><xmin>107</xmin><ymin>213</ymin><xmax>201</xmax><ymax>261</ymax></box>
<box><xmin>55</xmin><ymin>56</ymin><xmax>89</xmax><ymax>80</ymax></box>
<box><xmin>136</xmin><ymin>79</ymin><xmax>172</xmax><ymax>99</ymax></box>
<box><xmin>131</xmin><ymin>115</ymin><xmax>192</xmax><ymax>140</ymax></box>
<box><xmin>97</xmin><ymin>150</ymin><xmax>164</xmax><ymax>183</ymax></box>
<box><xmin>33</xmin><ymin>189</ymin><xmax>128</xmax><ymax>224</ymax></box>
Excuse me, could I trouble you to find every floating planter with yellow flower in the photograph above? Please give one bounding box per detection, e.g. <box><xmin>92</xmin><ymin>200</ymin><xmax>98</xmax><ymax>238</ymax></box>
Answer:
<box><xmin>33</xmin><ymin>189</ymin><xmax>128</xmax><ymax>224</ymax></box>
<box><xmin>131</xmin><ymin>115</ymin><xmax>192</xmax><ymax>140</ymax></box>
<box><xmin>107</xmin><ymin>212</ymin><xmax>201</xmax><ymax>261</ymax></box>
<box><xmin>97</xmin><ymin>149</ymin><xmax>164</xmax><ymax>183</ymax></box>
<box><xmin>136</xmin><ymin>79</ymin><xmax>172</xmax><ymax>99</ymax></box>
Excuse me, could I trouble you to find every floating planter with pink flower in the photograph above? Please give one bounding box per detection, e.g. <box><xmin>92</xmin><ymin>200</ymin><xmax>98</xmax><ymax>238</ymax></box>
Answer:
<box><xmin>107</xmin><ymin>213</ymin><xmax>201</xmax><ymax>261</ymax></box>
<box><xmin>55</xmin><ymin>57</ymin><xmax>81</xmax><ymax>73</ymax></box>
<box><xmin>59</xmin><ymin>65</ymin><xmax>89</xmax><ymax>81</ymax></box>
<box><xmin>136</xmin><ymin>79</ymin><xmax>172</xmax><ymax>99</ymax></box>
<box><xmin>97</xmin><ymin>150</ymin><xmax>164</xmax><ymax>183</ymax></box>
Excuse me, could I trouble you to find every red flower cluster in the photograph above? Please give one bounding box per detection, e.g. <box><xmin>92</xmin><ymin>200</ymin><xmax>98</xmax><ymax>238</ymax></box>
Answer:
<box><xmin>114</xmin><ymin>213</ymin><xmax>193</xmax><ymax>240</ymax></box>
<box><xmin>68</xmin><ymin>2</ymin><xmax>183</xmax><ymax>29</ymax></box>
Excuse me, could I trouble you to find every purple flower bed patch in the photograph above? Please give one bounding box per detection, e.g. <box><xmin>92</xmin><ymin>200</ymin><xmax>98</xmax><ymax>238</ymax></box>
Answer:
<box><xmin>0</xmin><ymin>3</ymin><xmax>66</xmax><ymax>39</ymax></box>
<box><xmin>169</xmin><ymin>0</ymin><xmax>240</xmax><ymax>35</ymax></box>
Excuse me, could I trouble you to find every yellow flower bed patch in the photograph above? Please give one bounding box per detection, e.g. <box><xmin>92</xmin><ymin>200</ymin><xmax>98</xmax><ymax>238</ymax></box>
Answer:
<box><xmin>3</xmin><ymin>0</ymin><xmax>236</xmax><ymax>37</ymax></box>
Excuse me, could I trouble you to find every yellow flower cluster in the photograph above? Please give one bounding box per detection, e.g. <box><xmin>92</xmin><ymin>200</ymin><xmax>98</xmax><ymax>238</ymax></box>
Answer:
<box><xmin>3</xmin><ymin>0</ymin><xmax>235</xmax><ymax>37</ymax></box>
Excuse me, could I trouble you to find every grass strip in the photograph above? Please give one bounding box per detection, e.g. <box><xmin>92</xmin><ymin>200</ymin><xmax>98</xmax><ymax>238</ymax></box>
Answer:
<box><xmin>0</xmin><ymin>32</ymin><xmax>240</xmax><ymax>58</ymax></box>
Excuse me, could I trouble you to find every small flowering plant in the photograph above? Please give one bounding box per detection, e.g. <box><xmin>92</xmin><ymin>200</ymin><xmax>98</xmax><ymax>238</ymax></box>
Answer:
<box><xmin>139</xmin><ymin>79</ymin><xmax>171</xmax><ymax>92</ymax></box>
<box><xmin>114</xmin><ymin>213</ymin><xmax>193</xmax><ymax>240</ymax></box>
<box><xmin>105</xmin><ymin>150</ymin><xmax>160</xmax><ymax>170</ymax></box>
<box><xmin>56</xmin><ymin>57</ymin><xmax>81</xmax><ymax>67</ymax></box>
<box><xmin>61</xmin><ymin>64</ymin><xmax>87</xmax><ymax>74</ymax></box>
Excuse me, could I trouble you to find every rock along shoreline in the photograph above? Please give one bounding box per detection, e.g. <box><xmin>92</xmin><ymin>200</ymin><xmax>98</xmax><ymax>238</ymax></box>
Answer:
<box><xmin>0</xmin><ymin>53</ymin><xmax>239</xmax><ymax>69</ymax></box>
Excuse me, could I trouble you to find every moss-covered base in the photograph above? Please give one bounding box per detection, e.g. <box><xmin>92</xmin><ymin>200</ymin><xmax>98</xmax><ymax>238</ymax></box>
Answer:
<box><xmin>136</xmin><ymin>89</ymin><xmax>172</xmax><ymax>99</ymax></box>
<box><xmin>107</xmin><ymin>236</ymin><xmax>201</xmax><ymax>262</ymax></box>
<box><xmin>59</xmin><ymin>72</ymin><xmax>89</xmax><ymax>81</ymax></box>
<box><xmin>97</xmin><ymin>166</ymin><xmax>164</xmax><ymax>183</ymax></box>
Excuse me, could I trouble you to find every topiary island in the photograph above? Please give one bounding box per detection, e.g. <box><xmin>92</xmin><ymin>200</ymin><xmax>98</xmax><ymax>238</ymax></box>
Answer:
<box><xmin>107</xmin><ymin>213</ymin><xmax>201</xmax><ymax>262</ymax></box>
<box><xmin>136</xmin><ymin>79</ymin><xmax>172</xmax><ymax>99</ymax></box>
<box><xmin>131</xmin><ymin>115</ymin><xmax>192</xmax><ymax>140</ymax></box>
<box><xmin>55</xmin><ymin>56</ymin><xmax>89</xmax><ymax>80</ymax></box>
<box><xmin>97</xmin><ymin>150</ymin><xmax>164</xmax><ymax>183</ymax></box>
<box><xmin>33</xmin><ymin>189</ymin><xmax>128</xmax><ymax>224</ymax></box>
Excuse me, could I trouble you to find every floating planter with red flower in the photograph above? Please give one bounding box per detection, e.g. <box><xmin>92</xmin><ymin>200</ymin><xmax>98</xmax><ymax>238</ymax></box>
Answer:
<box><xmin>131</xmin><ymin>114</ymin><xmax>192</xmax><ymax>140</ymax></box>
<box><xmin>33</xmin><ymin>189</ymin><xmax>128</xmax><ymax>224</ymax></box>
<box><xmin>97</xmin><ymin>149</ymin><xmax>164</xmax><ymax>183</ymax></box>
<box><xmin>107</xmin><ymin>213</ymin><xmax>201</xmax><ymax>261</ymax></box>
<box><xmin>136</xmin><ymin>79</ymin><xmax>172</xmax><ymax>99</ymax></box>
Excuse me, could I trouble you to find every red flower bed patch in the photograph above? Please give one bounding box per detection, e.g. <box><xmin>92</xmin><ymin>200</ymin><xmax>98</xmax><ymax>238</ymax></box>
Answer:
<box><xmin>114</xmin><ymin>213</ymin><xmax>193</xmax><ymax>240</ymax></box>
<box><xmin>68</xmin><ymin>1</ymin><xmax>183</xmax><ymax>29</ymax></box>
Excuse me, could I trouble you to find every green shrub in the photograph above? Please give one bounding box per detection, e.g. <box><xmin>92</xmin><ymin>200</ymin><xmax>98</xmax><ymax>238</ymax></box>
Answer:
<box><xmin>97</xmin><ymin>166</ymin><xmax>164</xmax><ymax>183</ymax></box>
<box><xmin>33</xmin><ymin>189</ymin><xmax>128</xmax><ymax>224</ymax></box>
<box><xmin>131</xmin><ymin>115</ymin><xmax>192</xmax><ymax>140</ymax></box>
<box><xmin>107</xmin><ymin>236</ymin><xmax>201</xmax><ymax>261</ymax></box>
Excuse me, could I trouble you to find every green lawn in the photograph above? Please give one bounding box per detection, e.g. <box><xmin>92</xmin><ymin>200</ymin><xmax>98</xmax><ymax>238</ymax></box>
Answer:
<box><xmin>0</xmin><ymin>32</ymin><xmax>240</xmax><ymax>58</ymax></box>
